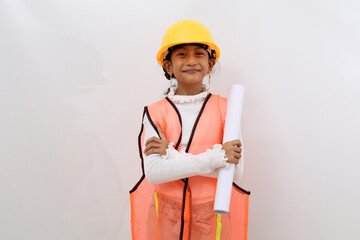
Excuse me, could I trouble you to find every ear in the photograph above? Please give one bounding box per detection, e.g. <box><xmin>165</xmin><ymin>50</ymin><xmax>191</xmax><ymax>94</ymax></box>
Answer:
<box><xmin>208</xmin><ymin>59</ymin><xmax>216</xmax><ymax>72</ymax></box>
<box><xmin>163</xmin><ymin>60</ymin><xmax>173</xmax><ymax>76</ymax></box>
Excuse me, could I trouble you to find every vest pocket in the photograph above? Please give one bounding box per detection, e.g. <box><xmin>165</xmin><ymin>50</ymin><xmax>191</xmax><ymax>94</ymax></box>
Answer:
<box><xmin>156</xmin><ymin>192</ymin><xmax>183</xmax><ymax>239</ymax></box>
<box><xmin>190</xmin><ymin>200</ymin><xmax>216</xmax><ymax>239</ymax></box>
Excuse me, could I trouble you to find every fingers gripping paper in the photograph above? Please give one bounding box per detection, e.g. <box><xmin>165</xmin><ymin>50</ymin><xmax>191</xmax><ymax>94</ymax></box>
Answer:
<box><xmin>214</xmin><ymin>84</ymin><xmax>245</xmax><ymax>214</ymax></box>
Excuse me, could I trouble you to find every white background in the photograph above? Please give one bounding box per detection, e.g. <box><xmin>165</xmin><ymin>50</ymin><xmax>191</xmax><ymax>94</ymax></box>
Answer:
<box><xmin>1</xmin><ymin>0</ymin><xmax>360</xmax><ymax>239</ymax></box>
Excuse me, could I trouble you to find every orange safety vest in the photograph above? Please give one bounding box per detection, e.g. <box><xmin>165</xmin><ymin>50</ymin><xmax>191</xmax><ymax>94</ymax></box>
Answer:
<box><xmin>130</xmin><ymin>93</ymin><xmax>250</xmax><ymax>240</ymax></box>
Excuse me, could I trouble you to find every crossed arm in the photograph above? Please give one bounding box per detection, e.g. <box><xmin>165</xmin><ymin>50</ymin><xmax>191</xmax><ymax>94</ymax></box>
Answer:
<box><xmin>142</xmin><ymin>116</ymin><xmax>244</xmax><ymax>184</ymax></box>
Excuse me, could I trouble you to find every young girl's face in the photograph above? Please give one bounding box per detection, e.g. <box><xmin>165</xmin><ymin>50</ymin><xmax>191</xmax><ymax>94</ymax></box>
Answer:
<box><xmin>163</xmin><ymin>45</ymin><xmax>215</xmax><ymax>91</ymax></box>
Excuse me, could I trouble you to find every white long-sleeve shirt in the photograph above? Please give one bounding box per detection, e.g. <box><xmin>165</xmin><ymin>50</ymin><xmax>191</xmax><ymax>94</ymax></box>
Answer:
<box><xmin>143</xmin><ymin>88</ymin><xmax>244</xmax><ymax>184</ymax></box>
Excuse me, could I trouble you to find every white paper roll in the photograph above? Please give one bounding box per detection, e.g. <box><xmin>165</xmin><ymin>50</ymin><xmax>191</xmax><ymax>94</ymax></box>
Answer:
<box><xmin>214</xmin><ymin>84</ymin><xmax>245</xmax><ymax>214</ymax></box>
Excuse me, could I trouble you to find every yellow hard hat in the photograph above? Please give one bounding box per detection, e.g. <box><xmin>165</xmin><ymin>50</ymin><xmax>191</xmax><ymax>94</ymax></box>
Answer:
<box><xmin>156</xmin><ymin>20</ymin><xmax>221</xmax><ymax>66</ymax></box>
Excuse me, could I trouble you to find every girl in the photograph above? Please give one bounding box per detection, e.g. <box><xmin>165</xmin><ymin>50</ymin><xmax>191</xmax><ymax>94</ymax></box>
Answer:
<box><xmin>130</xmin><ymin>20</ymin><xmax>250</xmax><ymax>240</ymax></box>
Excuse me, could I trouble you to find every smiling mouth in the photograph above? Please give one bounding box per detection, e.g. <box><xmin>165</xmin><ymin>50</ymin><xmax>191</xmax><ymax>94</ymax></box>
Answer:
<box><xmin>183</xmin><ymin>69</ymin><xmax>200</xmax><ymax>73</ymax></box>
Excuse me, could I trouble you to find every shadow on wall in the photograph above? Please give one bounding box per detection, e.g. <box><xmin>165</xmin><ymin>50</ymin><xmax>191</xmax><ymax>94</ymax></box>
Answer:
<box><xmin>0</xmin><ymin>27</ymin><xmax>123</xmax><ymax>239</ymax></box>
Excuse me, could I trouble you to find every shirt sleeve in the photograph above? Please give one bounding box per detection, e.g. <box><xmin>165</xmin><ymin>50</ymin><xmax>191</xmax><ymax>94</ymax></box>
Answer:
<box><xmin>142</xmin><ymin>114</ymin><xmax>244</xmax><ymax>184</ymax></box>
<box><xmin>198</xmin><ymin>136</ymin><xmax>244</xmax><ymax>180</ymax></box>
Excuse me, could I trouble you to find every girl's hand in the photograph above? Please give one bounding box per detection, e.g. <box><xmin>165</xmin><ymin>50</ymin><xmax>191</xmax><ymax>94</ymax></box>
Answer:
<box><xmin>144</xmin><ymin>124</ymin><xmax>169</xmax><ymax>156</ymax></box>
<box><xmin>222</xmin><ymin>139</ymin><xmax>242</xmax><ymax>164</ymax></box>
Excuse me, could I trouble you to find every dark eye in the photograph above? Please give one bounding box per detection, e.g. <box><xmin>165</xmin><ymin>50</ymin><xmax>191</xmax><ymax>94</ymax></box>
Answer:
<box><xmin>177</xmin><ymin>53</ymin><xmax>186</xmax><ymax>56</ymax></box>
<box><xmin>196</xmin><ymin>52</ymin><xmax>205</xmax><ymax>56</ymax></box>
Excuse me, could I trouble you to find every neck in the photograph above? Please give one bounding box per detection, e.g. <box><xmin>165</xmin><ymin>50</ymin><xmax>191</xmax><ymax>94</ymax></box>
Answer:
<box><xmin>175</xmin><ymin>84</ymin><xmax>203</xmax><ymax>95</ymax></box>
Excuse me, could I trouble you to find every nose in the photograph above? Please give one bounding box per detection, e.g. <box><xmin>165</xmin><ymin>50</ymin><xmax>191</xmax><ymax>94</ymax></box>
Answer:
<box><xmin>185</xmin><ymin>53</ymin><xmax>197</xmax><ymax>66</ymax></box>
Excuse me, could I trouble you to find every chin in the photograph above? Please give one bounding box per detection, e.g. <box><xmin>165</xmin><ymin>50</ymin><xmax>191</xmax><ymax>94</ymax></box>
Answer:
<box><xmin>183</xmin><ymin>80</ymin><xmax>203</xmax><ymax>85</ymax></box>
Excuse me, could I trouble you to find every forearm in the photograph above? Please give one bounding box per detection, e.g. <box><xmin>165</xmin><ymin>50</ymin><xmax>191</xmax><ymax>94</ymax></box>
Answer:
<box><xmin>144</xmin><ymin>143</ymin><xmax>228</xmax><ymax>184</ymax></box>
<box><xmin>143</xmin><ymin>114</ymin><xmax>227</xmax><ymax>184</ymax></box>
<box><xmin>143</xmin><ymin>114</ymin><xmax>244</xmax><ymax>184</ymax></box>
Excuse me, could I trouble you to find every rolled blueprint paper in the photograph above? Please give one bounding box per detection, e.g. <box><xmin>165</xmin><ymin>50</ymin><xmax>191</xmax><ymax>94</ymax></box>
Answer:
<box><xmin>214</xmin><ymin>84</ymin><xmax>245</xmax><ymax>214</ymax></box>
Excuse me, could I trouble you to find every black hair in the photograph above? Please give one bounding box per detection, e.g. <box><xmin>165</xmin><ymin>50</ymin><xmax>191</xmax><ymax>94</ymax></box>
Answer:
<box><xmin>162</xmin><ymin>43</ymin><xmax>216</xmax><ymax>80</ymax></box>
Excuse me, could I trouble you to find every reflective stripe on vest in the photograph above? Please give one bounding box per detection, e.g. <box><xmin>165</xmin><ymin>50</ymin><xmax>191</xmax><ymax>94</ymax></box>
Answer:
<box><xmin>130</xmin><ymin>93</ymin><xmax>250</xmax><ymax>240</ymax></box>
<box><xmin>216</xmin><ymin>214</ymin><xmax>222</xmax><ymax>240</ymax></box>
